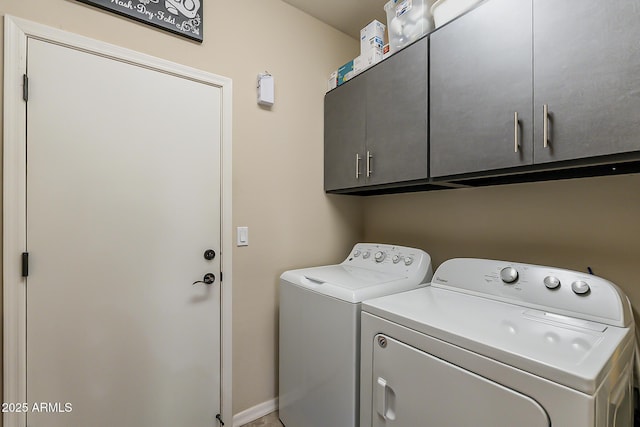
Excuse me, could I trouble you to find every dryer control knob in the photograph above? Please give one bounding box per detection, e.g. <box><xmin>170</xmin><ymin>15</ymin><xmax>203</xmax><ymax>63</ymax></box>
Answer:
<box><xmin>374</xmin><ymin>251</ymin><xmax>386</xmax><ymax>263</ymax></box>
<box><xmin>392</xmin><ymin>255</ymin><xmax>401</xmax><ymax>264</ymax></box>
<box><xmin>362</xmin><ymin>251</ymin><xmax>371</xmax><ymax>259</ymax></box>
<box><xmin>571</xmin><ymin>280</ymin><xmax>590</xmax><ymax>295</ymax></box>
<box><xmin>544</xmin><ymin>276</ymin><xmax>561</xmax><ymax>289</ymax></box>
<box><xmin>404</xmin><ymin>257</ymin><xmax>414</xmax><ymax>266</ymax></box>
<box><xmin>500</xmin><ymin>267</ymin><xmax>519</xmax><ymax>284</ymax></box>
<box><xmin>353</xmin><ymin>250</ymin><xmax>361</xmax><ymax>257</ymax></box>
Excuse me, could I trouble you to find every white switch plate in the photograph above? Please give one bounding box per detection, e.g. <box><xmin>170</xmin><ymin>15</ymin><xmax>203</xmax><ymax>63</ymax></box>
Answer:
<box><xmin>237</xmin><ymin>226</ymin><xmax>249</xmax><ymax>246</ymax></box>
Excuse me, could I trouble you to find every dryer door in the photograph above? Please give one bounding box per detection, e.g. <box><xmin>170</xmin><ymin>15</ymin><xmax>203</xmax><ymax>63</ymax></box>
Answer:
<box><xmin>372</xmin><ymin>334</ymin><xmax>550</xmax><ymax>426</ymax></box>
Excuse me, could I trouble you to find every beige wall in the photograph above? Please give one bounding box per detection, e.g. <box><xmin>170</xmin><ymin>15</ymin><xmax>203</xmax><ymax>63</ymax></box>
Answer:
<box><xmin>364</xmin><ymin>173</ymin><xmax>640</xmax><ymax>324</ymax></box>
<box><xmin>0</xmin><ymin>0</ymin><xmax>362</xmax><ymax>417</ymax></box>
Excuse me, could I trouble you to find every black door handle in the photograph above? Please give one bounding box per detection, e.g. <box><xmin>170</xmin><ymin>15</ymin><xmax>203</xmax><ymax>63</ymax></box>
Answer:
<box><xmin>193</xmin><ymin>273</ymin><xmax>215</xmax><ymax>285</ymax></box>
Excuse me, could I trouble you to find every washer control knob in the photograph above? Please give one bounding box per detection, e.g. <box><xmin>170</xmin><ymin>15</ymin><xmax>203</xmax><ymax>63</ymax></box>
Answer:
<box><xmin>362</xmin><ymin>251</ymin><xmax>371</xmax><ymax>259</ymax></box>
<box><xmin>571</xmin><ymin>280</ymin><xmax>590</xmax><ymax>295</ymax></box>
<box><xmin>374</xmin><ymin>251</ymin><xmax>386</xmax><ymax>263</ymax></box>
<box><xmin>500</xmin><ymin>267</ymin><xmax>519</xmax><ymax>284</ymax></box>
<box><xmin>353</xmin><ymin>250</ymin><xmax>361</xmax><ymax>257</ymax></box>
<box><xmin>404</xmin><ymin>257</ymin><xmax>414</xmax><ymax>266</ymax></box>
<box><xmin>544</xmin><ymin>276</ymin><xmax>561</xmax><ymax>290</ymax></box>
<box><xmin>392</xmin><ymin>255</ymin><xmax>401</xmax><ymax>264</ymax></box>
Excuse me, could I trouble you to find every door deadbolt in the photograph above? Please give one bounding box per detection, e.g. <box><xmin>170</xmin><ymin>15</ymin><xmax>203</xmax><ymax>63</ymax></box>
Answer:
<box><xmin>193</xmin><ymin>273</ymin><xmax>216</xmax><ymax>285</ymax></box>
<box><xmin>204</xmin><ymin>249</ymin><xmax>216</xmax><ymax>260</ymax></box>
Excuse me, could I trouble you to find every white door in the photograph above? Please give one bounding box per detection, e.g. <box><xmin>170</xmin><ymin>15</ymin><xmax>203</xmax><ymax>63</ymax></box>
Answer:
<box><xmin>24</xmin><ymin>38</ymin><xmax>222</xmax><ymax>427</ymax></box>
<box><xmin>372</xmin><ymin>334</ymin><xmax>550</xmax><ymax>426</ymax></box>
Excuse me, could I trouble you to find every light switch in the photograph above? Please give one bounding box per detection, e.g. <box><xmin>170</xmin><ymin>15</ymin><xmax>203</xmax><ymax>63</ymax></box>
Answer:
<box><xmin>237</xmin><ymin>226</ymin><xmax>249</xmax><ymax>246</ymax></box>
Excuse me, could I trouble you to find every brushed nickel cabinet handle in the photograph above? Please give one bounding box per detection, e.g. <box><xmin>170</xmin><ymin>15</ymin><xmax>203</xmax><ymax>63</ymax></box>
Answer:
<box><xmin>543</xmin><ymin>104</ymin><xmax>549</xmax><ymax>148</ymax></box>
<box><xmin>355</xmin><ymin>154</ymin><xmax>362</xmax><ymax>179</ymax></box>
<box><xmin>366</xmin><ymin>151</ymin><xmax>373</xmax><ymax>178</ymax></box>
<box><xmin>514</xmin><ymin>111</ymin><xmax>519</xmax><ymax>153</ymax></box>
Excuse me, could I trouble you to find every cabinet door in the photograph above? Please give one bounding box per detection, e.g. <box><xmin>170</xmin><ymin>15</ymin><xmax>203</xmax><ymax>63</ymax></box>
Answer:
<box><xmin>365</xmin><ymin>37</ymin><xmax>428</xmax><ymax>186</ymax></box>
<box><xmin>324</xmin><ymin>77</ymin><xmax>367</xmax><ymax>191</ymax></box>
<box><xmin>533</xmin><ymin>0</ymin><xmax>640</xmax><ymax>164</ymax></box>
<box><xmin>430</xmin><ymin>0</ymin><xmax>533</xmax><ymax>178</ymax></box>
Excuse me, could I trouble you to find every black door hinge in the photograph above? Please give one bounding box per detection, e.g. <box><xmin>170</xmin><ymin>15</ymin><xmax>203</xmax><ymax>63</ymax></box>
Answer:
<box><xmin>215</xmin><ymin>413</ymin><xmax>225</xmax><ymax>425</ymax></box>
<box><xmin>21</xmin><ymin>252</ymin><xmax>29</xmax><ymax>277</ymax></box>
<box><xmin>23</xmin><ymin>74</ymin><xmax>28</xmax><ymax>102</ymax></box>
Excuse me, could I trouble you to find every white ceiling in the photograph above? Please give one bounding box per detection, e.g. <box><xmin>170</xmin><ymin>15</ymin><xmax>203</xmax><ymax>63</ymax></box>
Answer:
<box><xmin>282</xmin><ymin>0</ymin><xmax>389</xmax><ymax>39</ymax></box>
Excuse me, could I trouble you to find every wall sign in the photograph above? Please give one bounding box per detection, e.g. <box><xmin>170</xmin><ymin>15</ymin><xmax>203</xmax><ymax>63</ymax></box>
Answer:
<box><xmin>77</xmin><ymin>0</ymin><xmax>203</xmax><ymax>42</ymax></box>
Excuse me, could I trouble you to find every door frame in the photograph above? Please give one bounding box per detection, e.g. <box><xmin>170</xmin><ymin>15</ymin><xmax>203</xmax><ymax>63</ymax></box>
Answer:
<box><xmin>3</xmin><ymin>15</ymin><xmax>233</xmax><ymax>427</ymax></box>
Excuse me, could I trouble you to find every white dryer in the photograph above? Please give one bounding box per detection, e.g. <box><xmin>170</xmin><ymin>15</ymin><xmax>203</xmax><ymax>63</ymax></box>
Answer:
<box><xmin>279</xmin><ymin>243</ymin><xmax>433</xmax><ymax>427</ymax></box>
<box><xmin>360</xmin><ymin>258</ymin><xmax>635</xmax><ymax>427</ymax></box>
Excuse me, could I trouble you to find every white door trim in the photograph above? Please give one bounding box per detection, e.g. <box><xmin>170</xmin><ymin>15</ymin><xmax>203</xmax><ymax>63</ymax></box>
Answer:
<box><xmin>3</xmin><ymin>15</ymin><xmax>233</xmax><ymax>427</ymax></box>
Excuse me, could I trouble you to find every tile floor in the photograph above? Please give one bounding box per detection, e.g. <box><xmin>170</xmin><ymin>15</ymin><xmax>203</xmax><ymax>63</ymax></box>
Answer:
<box><xmin>240</xmin><ymin>411</ymin><xmax>283</xmax><ymax>427</ymax></box>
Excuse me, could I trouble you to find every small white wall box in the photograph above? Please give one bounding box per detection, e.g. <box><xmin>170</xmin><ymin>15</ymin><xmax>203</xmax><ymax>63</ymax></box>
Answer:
<box><xmin>257</xmin><ymin>73</ymin><xmax>275</xmax><ymax>106</ymax></box>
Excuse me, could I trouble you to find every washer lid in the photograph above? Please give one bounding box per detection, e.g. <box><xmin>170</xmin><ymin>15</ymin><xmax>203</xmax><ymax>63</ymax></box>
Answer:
<box><xmin>280</xmin><ymin>243</ymin><xmax>433</xmax><ymax>303</ymax></box>
<box><xmin>281</xmin><ymin>265</ymin><xmax>421</xmax><ymax>303</ymax></box>
<box><xmin>304</xmin><ymin>265</ymin><xmax>403</xmax><ymax>286</ymax></box>
<box><xmin>362</xmin><ymin>286</ymin><xmax>633</xmax><ymax>394</ymax></box>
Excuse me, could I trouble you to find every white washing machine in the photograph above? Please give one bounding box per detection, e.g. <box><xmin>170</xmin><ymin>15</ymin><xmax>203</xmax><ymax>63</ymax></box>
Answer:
<box><xmin>360</xmin><ymin>258</ymin><xmax>635</xmax><ymax>427</ymax></box>
<box><xmin>279</xmin><ymin>243</ymin><xmax>433</xmax><ymax>427</ymax></box>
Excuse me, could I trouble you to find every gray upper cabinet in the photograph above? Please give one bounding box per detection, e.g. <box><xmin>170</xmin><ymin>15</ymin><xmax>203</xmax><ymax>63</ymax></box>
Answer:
<box><xmin>431</xmin><ymin>0</ymin><xmax>640</xmax><ymax>179</ymax></box>
<box><xmin>324</xmin><ymin>76</ymin><xmax>366</xmax><ymax>192</ymax></box>
<box><xmin>365</xmin><ymin>37</ymin><xmax>428</xmax><ymax>186</ymax></box>
<box><xmin>430</xmin><ymin>0</ymin><xmax>533</xmax><ymax>178</ymax></box>
<box><xmin>533</xmin><ymin>0</ymin><xmax>640</xmax><ymax>164</ymax></box>
<box><xmin>324</xmin><ymin>37</ymin><xmax>429</xmax><ymax>192</ymax></box>
<box><xmin>325</xmin><ymin>0</ymin><xmax>640</xmax><ymax>193</ymax></box>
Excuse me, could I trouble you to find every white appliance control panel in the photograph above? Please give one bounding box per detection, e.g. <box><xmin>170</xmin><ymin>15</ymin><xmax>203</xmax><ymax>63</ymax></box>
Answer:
<box><xmin>344</xmin><ymin>243</ymin><xmax>431</xmax><ymax>279</ymax></box>
<box><xmin>432</xmin><ymin>258</ymin><xmax>632</xmax><ymax>327</ymax></box>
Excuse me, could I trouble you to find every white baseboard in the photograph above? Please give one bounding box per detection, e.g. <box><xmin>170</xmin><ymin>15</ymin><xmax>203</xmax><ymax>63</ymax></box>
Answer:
<box><xmin>232</xmin><ymin>397</ymin><xmax>279</xmax><ymax>427</ymax></box>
